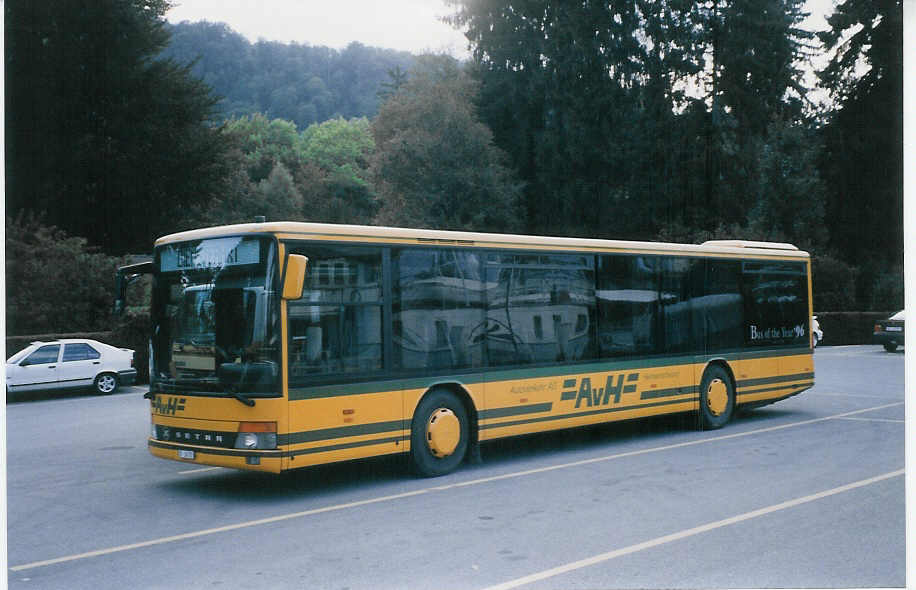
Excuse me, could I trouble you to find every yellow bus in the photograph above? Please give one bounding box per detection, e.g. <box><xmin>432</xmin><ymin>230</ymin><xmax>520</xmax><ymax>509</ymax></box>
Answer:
<box><xmin>131</xmin><ymin>222</ymin><xmax>814</xmax><ymax>477</ymax></box>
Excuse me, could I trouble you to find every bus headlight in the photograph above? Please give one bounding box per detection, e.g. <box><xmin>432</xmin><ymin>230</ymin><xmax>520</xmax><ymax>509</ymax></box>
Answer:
<box><xmin>234</xmin><ymin>422</ymin><xmax>277</xmax><ymax>450</ymax></box>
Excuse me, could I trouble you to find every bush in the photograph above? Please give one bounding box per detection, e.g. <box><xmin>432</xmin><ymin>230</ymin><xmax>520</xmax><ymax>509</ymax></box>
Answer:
<box><xmin>811</xmin><ymin>254</ymin><xmax>857</xmax><ymax>311</ymax></box>
<box><xmin>6</xmin><ymin>214</ymin><xmax>124</xmax><ymax>335</ymax></box>
<box><xmin>867</xmin><ymin>265</ymin><xmax>904</xmax><ymax>311</ymax></box>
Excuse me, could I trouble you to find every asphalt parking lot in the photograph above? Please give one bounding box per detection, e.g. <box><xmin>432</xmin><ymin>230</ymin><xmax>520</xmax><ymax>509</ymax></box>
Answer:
<box><xmin>6</xmin><ymin>345</ymin><xmax>906</xmax><ymax>589</ymax></box>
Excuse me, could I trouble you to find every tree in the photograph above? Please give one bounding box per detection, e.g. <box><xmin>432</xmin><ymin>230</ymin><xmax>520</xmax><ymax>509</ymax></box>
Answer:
<box><xmin>746</xmin><ymin>121</ymin><xmax>826</xmax><ymax>251</ymax></box>
<box><xmin>377</xmin><ymin>65</ymin><xmax>409</xmax><ymax>101</ymax></box>
<box><xmin>163</xmin><ymin>23</ymin><xmax>416</xmax><ymax>129</ymax></box>
<box><xmin>301</xmin><ymin>118</ymin><xmax>378</xmax><ymax>223</ymax></box>
<box><xmin>448</xmin><ymin>0</ymin><xmax>818</xmax><ymax>244</ymax></box>
<box><xmin>370</xmin><ymin>55</ymin><xmax>523</xmax><ymax>232</ymax></box>
<box><xmin>199</xmin><ymin>115</ymin><xmax>378</xmax><ymax>225</ymax></box>
<box><xmin>5</xmin><ymin>0</ymin><xmax>231</xmax><ymax>254</ymax></box>
<box><xmin>256</xmin><ymin>163</ymin><xmax>305</xmax><ymax>222</ymax></box>
<box><xmin>817</xmin><ymin>0</ymin><xmax>903</xmax><ymax>271</ymax></box>
<box><xmin>225</xmin><ymin>114</ymin><xmax>305</xmax><ymax>183</ymax></box>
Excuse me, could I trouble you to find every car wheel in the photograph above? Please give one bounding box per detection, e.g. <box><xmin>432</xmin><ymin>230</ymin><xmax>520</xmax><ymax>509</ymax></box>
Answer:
<box><xmin>410</xmin><ymin>388</ymin><xmax>469</xmax><ymax>477</ymax></box>
<box><xmin>883</xmin><ymin>342</ymin><xmax>898</xmax><ymax>352</ymax></box>
<box><xmin>698</xmin><ymin>365</ymin><xmax>735</xmax><ymax>430</ymax></box>
<box><xmin>94</xmin><ymin>373</ymin><xmax>118</xmax><ymax>395</ymax></box>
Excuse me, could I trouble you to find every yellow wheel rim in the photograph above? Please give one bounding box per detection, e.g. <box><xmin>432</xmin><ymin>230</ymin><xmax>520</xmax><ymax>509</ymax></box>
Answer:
<box><xmin>706</xmin><ymin>379</ymin><xmax>729</xmax><ymax>416</ymax></box>
<box><xmin>426</xmin><ymin>408</ymin><xmax>460</xmax><ymax>458</ymax></box>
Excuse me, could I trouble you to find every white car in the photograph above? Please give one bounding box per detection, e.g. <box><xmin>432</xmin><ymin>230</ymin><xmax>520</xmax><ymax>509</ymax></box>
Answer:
<box><xmin>6</xmin><ymin>339</ymin><xmax>136</xmax><ymax>395</ymax></box>
<box><xmin>811</xmin><ymin>316</ymin><xmax>823</xmax><ymax>347</ymax></box>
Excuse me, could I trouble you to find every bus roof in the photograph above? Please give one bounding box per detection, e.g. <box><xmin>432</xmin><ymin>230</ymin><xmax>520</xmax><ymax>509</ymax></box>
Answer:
<box><xmin>155</xmin><ymin>222</ymin><xmax>810</xmax><ymax>260</ymax></box>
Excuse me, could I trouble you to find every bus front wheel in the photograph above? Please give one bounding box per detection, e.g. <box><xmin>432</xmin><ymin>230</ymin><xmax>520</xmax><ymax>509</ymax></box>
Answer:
<box><xmin>410</xmin><ymin>389</ymin><xmax>469</xmax><ymax>477</ymax></box>
<box><xmin>698</xmin><ymin>365</ymin><xmax>735</xmax><ymax>430</ymax></box>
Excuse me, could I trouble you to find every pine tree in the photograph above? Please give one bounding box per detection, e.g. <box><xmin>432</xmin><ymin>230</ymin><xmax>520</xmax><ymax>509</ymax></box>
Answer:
<box><xmin>817</xmin><ymin>0</ymin><xmax>903</xmax><ymax>268</ymax></box>
<box><xmin>5</xmin><ymin>0</ymin><xmax>230</xmax><ymax>253</ymax></box>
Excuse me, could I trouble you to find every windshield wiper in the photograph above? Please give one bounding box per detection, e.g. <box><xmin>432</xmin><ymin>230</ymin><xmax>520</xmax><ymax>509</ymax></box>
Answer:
<box><xmin>230</xmin><ymin>391</ymin><xmax>256</xmax><ymax>407</ymax></box>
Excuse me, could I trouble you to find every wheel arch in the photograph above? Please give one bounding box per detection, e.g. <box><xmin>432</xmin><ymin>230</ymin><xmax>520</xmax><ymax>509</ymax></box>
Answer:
<box><xmin>700</xmin><ymin>358</ymin><xmax>736</xmax><ymax>388</ymax></box>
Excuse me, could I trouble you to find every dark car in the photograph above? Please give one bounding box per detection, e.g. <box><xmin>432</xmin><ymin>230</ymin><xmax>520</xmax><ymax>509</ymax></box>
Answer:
<box><xmin>873</xmin><ymin>310</ymin><xmax>904</xmax><ymax>352</ymax></box>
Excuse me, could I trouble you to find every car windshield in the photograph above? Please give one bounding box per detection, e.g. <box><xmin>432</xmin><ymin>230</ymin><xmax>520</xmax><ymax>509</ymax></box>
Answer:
<box><xmin>890</xmin><ymin>310</ymin><xmax>905</xmax><ymax>321</ymax></box>
<box><xmin>151</xmin><ymin>237</ymin><xmax>280</xmax><ymax>396</ymax></box>
<box><xmin>7</xmin><ymin>347</ymin><xmax>34</xmax><ymax>364</ymax></box>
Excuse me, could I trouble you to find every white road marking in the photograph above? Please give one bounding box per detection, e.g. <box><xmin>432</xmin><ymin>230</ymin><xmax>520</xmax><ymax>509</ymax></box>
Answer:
<box><xmin>836</xmin><ymin>416</ymin><xmax>905</xmax><ymax>423</ymax></box>
<box><xmin>481</xmin><ymin>469</ymin><xmax>905</xmax><ymax>590</ymax></box>
<box><xmin>9</xmin><ymin>400</ymin><xmax>903</xmax><ymax>572</ymax></box>
<box><xmin>811</xmin><ymin>391</ymin><xmax>902</xmax><ymax>399</ymax></box>
<box><xmin>9</xmin><ymin>488</ymin><xmax>432</xmax><ymax>572</ymax></box>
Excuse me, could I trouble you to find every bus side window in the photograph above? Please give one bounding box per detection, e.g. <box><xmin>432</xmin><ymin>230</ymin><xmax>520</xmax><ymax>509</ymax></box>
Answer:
<box><xmin>659</xmin><ymin>257</ymin><xmax>698</xmax><ymax>354</ymax></box>
<box><xmin>286</xmin><ymin>245</ymin><xmax>383</xmax><ymax>381</ymax></box>
<box><xmin>597</xmin><ymin>255</ymin><xmax>658</xmax><ymax>358</ymax></box>
<box><xmin>742</xmin><ymin>261</ymin><xmax>809</xmax><ymax>347</ymax></box>
<box><xmin>485</xmin><ymin>253</ymin><xmax>596</xmax><ymax>367</ymax></box>
<box><xmin>392</xmin><ymin>248</ymin><xmax>485</xmax><ymax>372</ymax></box>
<box><xmin>703</xmin><ymin>260</ymin><xmax>744</xmax><ymax>351</ymax></box>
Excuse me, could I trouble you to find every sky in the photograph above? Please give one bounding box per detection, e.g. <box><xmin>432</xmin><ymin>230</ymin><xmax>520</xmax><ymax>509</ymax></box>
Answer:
<box><xmin>165</xmin><ymin>0</ymin><xmax>837</xmax><ymax>58</ymax></box>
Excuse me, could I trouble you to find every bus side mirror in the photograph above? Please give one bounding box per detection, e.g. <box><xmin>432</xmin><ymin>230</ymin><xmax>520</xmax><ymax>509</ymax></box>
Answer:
<box><xmin>282</xmin><ymin>254</ymin><xmax>308</xmax><ymax>300</ymax></box>
<box><xmin>114</xmin><ymin>260</ymin><xmax>153</xmax><ymax>316</ymax></box>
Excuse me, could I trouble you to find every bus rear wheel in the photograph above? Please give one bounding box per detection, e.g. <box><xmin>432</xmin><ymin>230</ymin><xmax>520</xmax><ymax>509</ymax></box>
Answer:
<box><xmin>410</xmin><ymin>389</ymin><xmax>469</xmax><ymax>477</ymax></box>
<box><xmin>698</xmin><ymin>365</ymin><xmax>735</xmax><ymax>430</ymax></box>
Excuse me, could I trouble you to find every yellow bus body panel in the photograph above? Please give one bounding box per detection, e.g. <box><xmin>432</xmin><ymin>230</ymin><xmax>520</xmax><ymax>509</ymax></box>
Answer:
<box><xmin>285</xmin><ymin>390</ymin><xmax>406</xmax><ymax>469</ymax></box>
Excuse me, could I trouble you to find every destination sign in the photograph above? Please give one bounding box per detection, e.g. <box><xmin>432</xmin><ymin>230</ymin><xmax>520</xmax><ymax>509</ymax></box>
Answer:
<box><xmin>160</xmin><ymin>238</ymin><xmax>260</xmax><ymax>272</ymax></box>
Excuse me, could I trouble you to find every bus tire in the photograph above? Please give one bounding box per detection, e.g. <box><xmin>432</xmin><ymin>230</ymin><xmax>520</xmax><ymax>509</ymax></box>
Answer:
<box><xmin>698</xmin><ymin>365</ymin><xmax>734</xmax><ymax>430</ymax></box>
<box><xmin>410</xmin><ymin>388</ymin><xmax>469</xmax><ymax>477</ymax></box>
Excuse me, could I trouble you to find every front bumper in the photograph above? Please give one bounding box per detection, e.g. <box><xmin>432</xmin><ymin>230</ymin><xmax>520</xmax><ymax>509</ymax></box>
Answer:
<box><xmin>148</xmin><ymin>438</ymin><xmax>284</xmax><ymax>473</ymax></box>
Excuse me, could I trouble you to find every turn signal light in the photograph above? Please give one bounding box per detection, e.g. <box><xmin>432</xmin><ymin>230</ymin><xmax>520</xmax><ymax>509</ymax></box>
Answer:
<box><xmin>238</xmin><ymin>421</ymin><xmax>277</xmax><ymax>433</ymax></box>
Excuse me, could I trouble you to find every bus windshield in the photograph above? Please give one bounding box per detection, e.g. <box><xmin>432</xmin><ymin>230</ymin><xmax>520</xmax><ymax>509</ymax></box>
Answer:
<box><xmin>151</xmin><ymin>236</ymin><xmax>279</xmax><ymax>396</ymax></box>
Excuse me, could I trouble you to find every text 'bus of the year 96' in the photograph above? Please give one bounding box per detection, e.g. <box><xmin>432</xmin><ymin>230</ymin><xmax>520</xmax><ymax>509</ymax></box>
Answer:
<box><xmin>116</xmin><ymin>222</ymin><xmax>813</xmax><ymax>477</ymax></box>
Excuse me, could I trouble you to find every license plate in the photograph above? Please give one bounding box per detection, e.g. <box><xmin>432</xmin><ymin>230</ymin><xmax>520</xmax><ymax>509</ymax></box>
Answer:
<box><xmin>178</xmin><ymin>450</ymin><xmax>195</xmax><ymax>460</ymax></box>
<box><xmin>886</xmin><ymin>326</ymin><xmax>902</xmax><ymax>332</ymax></box>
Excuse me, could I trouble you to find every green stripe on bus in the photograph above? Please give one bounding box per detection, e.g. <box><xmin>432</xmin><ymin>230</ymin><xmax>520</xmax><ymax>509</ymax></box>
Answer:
<box><xmin>479</xmin><ymin>397</ymin><xmax>698</xmax><ymax>431</ymax></box>
<box><xmin>281</xmin><ymin>420</ymin><xmax>409</xmax><ymax>446</ymax></box>
<box><xmin>736</xmin><ymin>372</ymin><xmax>814</xmax><ymax>389</ymax></box>
<box><xmin>287</xmin><ymin>435</ymin><xmax>409</xmax><ymax>457</ymax></box>
<box><xmin>479</xmin><ymin>403</ymin><xmax>553</xmax><ymax>420</ymax></box>
<box><xmin>640</xmin><ymin>385</ymin><xmax>700</xmax><ymax>400</ymax></box>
